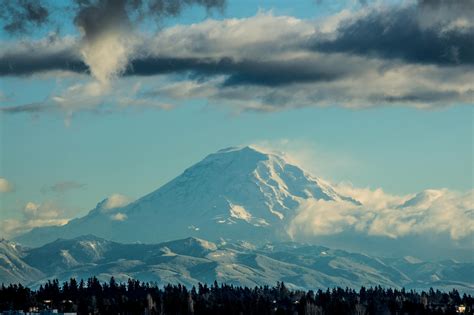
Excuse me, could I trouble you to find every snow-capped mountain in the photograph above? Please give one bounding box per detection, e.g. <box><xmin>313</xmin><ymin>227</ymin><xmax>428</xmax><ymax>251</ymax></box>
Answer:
<box><xmin>2</xmin><ymin>235</ymin><xmax>473</xmax><ymax>294</ymax></box>
<box><xmin>16</xmin><ymin>146</ymin><xmax>358</xmax><ymax>247</ymax></box>
<box><xmin>0</xmin><ymin>239</ymin><xmax>43</xmax><ymax>284</ymax></box>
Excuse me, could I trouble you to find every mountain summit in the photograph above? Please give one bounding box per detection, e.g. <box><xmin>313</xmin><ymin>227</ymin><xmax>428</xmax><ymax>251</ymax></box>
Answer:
<box><xmin>16</xmin><ymin>146</ymin><xmax>356</xmax><ymax>247</ymax></box>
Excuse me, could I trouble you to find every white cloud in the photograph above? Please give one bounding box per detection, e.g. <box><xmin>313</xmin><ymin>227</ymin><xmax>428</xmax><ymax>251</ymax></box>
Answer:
<box><xmin>0</xmin><ymin>201</ymin><xmax>70</xmax><ymax>238</ymax></box>
<box><xmin>23</xmin><ymin>201</ymin><xmax>61</xmax><ymax>220</ymax></box>
<box><xmin>289</xmin><ymin>199</ymin><xmax>361</xmax><ymax>236</ymax></box>
<box><xmin>250</xmin><ymin>140</ymin><xmax>357</xmax><ymax>180</ymax></box>
<box><xmin>1</xmin><ymin>193</ymin><xmax>131</xmax><ymax>238</ymax></box>
<box><xmin>99</xmin><ymin>194</ymin><xmax>131</xmax><ymax>221</ymax></box>
<box><xmin>101</xmin><ymin>193</ymin><xmax>131</xmax><ymax>210</ymax></box>
<box><xmin>110</xmin><ymin>212</ymin><xmax>128</xmax><ymax>221</ymax></box>
<box><xmin>288</xmin><ymin>188</ymin><xmax>474</xmax><ymax>241</ymax></box>
<box><xmin>79</xmin><ymin>30</ymin><xmax>135</xmax><ymax>86</ymax></box>
<box><xmin>1</xmin><ymin>218</ymin><xmax>69</xmax><ymax>238</ymax></box>
<box><xmin>145</xmin><ymin>12</ymin><xmax>314</xmax><ymax>59</ymax></box>
<box><xmin>335</xmin><ymin>182</ymin><xmax>410</xmax><ymax>210</ymax></box>
<box><xmin>23</xmin><ymin>201</ymin><xmax>40</xmax><ymax>216</ymax></box>
<box><xmin>0</xmin><ymin>178</ymin><xmax>14</xmax><ymax>193</ymax></box>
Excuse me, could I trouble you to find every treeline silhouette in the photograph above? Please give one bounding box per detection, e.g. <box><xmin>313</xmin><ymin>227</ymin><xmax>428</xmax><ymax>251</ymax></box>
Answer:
<box><xmin>0</xmin><ymin>277</ymin><xmax>472</xmax><ymax>314</ymax></box>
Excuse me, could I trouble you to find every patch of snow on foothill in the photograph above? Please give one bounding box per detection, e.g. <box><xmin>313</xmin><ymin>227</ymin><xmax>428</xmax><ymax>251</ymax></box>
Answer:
<box><xmin>60</xmin><ymin>249</ymin><xmax>79</xmax><ymax>267</ymax></box>
<box><xmin>195</xmin><ymin>238</ymin><xmax>218</xmax><ymax>251</ymax></box>
<box><xmin>229</xmin><ymin>203</ymin><xmax>252</xmax><ymax>222</ymax></box>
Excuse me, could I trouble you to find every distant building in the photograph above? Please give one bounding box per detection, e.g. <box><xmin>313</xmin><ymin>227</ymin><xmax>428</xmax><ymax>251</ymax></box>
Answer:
<box><xmin>456</xmin><ymin>304</ymin><xmax>467</xmax><ymax>313</ymax></box>
<box><xmin>0</xmin><ymin>311</ymin><xmax>76</xmax><ymax>315</ymax></box>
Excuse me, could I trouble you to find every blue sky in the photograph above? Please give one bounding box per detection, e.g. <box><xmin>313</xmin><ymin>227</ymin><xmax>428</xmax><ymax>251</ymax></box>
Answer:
<box><xmin>0</xmin><ymin>0</ymin><xmax>472</xmax><ymax>227</ymax></box>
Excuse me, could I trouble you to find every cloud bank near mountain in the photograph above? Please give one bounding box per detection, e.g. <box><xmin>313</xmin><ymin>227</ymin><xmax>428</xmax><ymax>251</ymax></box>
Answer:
<box><xmin>1</xmin><ymin>0</ymin><xmax>472</xmax><ymax>116</ymax></box>
<box><xmin>289</xmin><ymin>187</ymin><xmax>474</xmax><ymax>242</ymax></box>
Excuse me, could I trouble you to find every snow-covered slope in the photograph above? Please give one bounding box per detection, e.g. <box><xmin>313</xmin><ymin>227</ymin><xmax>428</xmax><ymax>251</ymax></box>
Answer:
<box><xmin>4</xmin><ymin>235</ymin><xmax>473</xmax><ymax>294</ymax></box>
<box><xmin>22</xmin><ymin>235</ymin><xmax>112</xmax><ymax>274</ymax></box>
<box><xmin>16</xmin><ymin>146</ymin><xmax>357</xmax><ymax>247</ymax></box>
<box><xmin>0</xmin><ymin>239</ymin><xmax>43</xmax><ymax>284</ymax></box>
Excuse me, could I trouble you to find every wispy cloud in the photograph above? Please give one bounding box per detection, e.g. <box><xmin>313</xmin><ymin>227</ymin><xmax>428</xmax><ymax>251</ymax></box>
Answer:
<box><xmin>42</xmin><ymin>181</ymin><xmax>86</xmax><ymax>194</ymax></box>
<box><xmin>0</xmin><ymin>201</ymin><xmax>69</xmax><ymax>238</ymax></box>
<box><xmin>0</xmin><ymin>177</ymin><xmax>14</xmax><ymax>193</ymax></box>
<box><xmin>251</xmin><ymin>139</ymin><xmax>357</xmax><ymax>180</ymax></box>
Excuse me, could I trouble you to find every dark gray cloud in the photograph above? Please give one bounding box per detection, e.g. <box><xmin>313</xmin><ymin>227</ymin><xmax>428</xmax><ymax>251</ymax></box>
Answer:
<box><xmin>128</xmin><ymin>56</ymin><xmax>348</xmax><ymax>86</ymax></box>
<box><xmin>371</xmin><ymin>90</ymin><xmax>473</xmax><ymax>104</ymax></box>
<box><xmin>0</xmin><ymin>0</ymin><xmax>49</xmax><ymax>34</ymax></box>
<box><xmin>0</xmin><ymin>52</ymin><xmax>350</xmax><ymax>86</ymax></box>
<box><xmin>418</xmin><ymin>0</ymin><xmax>473</xmax><ymax>11</ymax></box>
<box><xmin>73</xmin><ymin>0</ymin><xmax>132</xmax><ymax>42</ymax></box>
<box><xmin>0</xmin><ymin>47</ymin><xmax>86</xmax><ymax>76</ymax></box>
<box><xmin>1</xmin><ymin>1</ymin><xmax>472</xmax><ymax>112</ymax></box>
<box><xmin>1</xmin><ymin>0</ymin><xmax>225</xmax><ymax>81</ymax></box>
<box><xmin>1</xmin><ymin>0</ymin><xmax>226</xmax><ymax>84</ymax></box>
<box><xmin>42</xmin><ymin>181</ymin><xmax>86</xmax><ymax>194</ymax></box>
<box><xmin>0</xmin><ymin>102</ymin><xmax>53</xmax><ymax>113</ymax></box>
<box><xmin>1</xmin><ymin>0</ymin><xmax>471</xmax><ymax>80</ymax></box>
<box><xmin>314</xmin><ymin>1</ymin><xmax>474</xmax><ymax>65</ymax></box>
<box><xmin>1</xmin><ymin>0</ymin><xmax>225</xmax><ymax>36</ymax></box>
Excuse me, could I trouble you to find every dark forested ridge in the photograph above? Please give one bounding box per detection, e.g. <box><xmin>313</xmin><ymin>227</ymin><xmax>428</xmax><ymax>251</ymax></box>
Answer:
<box><xmin>0</xmin><ymin>278</ymin><xmax>472</xmax><ymax>315</ymax></box>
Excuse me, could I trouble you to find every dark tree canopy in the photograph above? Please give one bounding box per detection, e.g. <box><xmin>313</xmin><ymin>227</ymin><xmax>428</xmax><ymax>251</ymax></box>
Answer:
<box><xmin>0</xmin><ymin>278</ymin><xmax>472</xmax><ymax>314</ymax></box>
